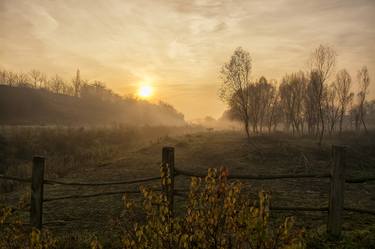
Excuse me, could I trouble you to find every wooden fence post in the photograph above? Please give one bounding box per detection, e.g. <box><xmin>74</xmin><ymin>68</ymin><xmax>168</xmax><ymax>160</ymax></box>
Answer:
<box><xmin>162</xmin><ymin>147</ymin><xmax>175</xmax><ymax>217</ymax></box>
<box><xmin>327</xmin><ymin>145</ymin><xmax>346</xmax><ymax>237</ymax></box>
<box><xmin>30</xmin><ymin>156</ymin><xmax>45</xmax><ymax>230</ymax></box>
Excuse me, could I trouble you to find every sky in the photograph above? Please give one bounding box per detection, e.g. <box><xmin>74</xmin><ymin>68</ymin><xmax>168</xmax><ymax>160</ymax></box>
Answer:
<box><xmin>1</xmin><ymin>0</ymin><xmax>374</xmax><ymax>120</ymax></box>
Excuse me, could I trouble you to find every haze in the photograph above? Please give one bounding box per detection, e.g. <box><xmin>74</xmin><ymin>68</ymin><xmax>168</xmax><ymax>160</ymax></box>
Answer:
<box><xmin>1</xmin><ymin>0</ymin><xmax>374</xmax><ymax>120</ymax></box>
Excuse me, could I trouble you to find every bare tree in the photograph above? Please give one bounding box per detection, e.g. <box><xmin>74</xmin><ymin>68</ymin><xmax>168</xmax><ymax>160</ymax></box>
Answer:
<box><xmin>335</xmin><ymin>69</ymin><xmax>352</xmax><ymax>134</ymax></box>
<box><xmin>279</xmin><ymin>72</ymin><xmax>307</xmax><ymax>135</ymax></box>
<box><xmin>15</xmin><ymin>72</ymin><xmax>31</xmax><ymax>87</ymax></box>
<box><xmin>72</xmin><ymin>69</ymin><xmax>81</xmax><ymax>97</ymax></box>
<box><xmin>309</xmin><ymin>45</ymin><xmax>336</xmax><ymax>145</ymax></box>
<box><xmin>219</xmin><ymin>47</ymin><xmax>252</xmax><ymax>139</ymax></box>
<box><xmin>0</xmin><ymin>70</ymin><xmax>7</xmax><ymax>85</ymax></box>
<box><xmin>5</xmin><ymin>71</ymin><xmax>18</xmax><ymax>86</ymax></box>
<box><xmin>325</xmin><ymin>83</ymin><xmax>340</xmax><ymax>134</ymax></box>
<box><xmin>251</xmin><ymin>77</ymin><xmax>276</xmax><ymax>133</ymax></box>
<box><xmin>29</xmin><ymin>70</ymin><xmax>46</xmax><ymax>88</ymax></box>
<box><xmin>357</xmin><ymin>66</ymin><xmax>370</xmax><ymax>133</ymax></box>
<box><xmin>267</xmin><ymin>89</ymin><xmax>281</xmax><ymax>133</ymax></box>
<box><xmin>305</xmin><ymin>71</ymin><xmax>320</xmax><ymax>136</ymax></box>
<box><xmin>49</xmin><ymin>74</ymin><xmax>65</xmax><ymax>94</ymax></box>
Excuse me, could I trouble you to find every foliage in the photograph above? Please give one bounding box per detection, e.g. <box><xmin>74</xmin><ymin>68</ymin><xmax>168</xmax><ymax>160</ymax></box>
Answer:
<box><xmin>0</xmin><ymin>207</ymin><xmax>56</xmax><ymax>249</ymax></box>
<box><xmin>0</xmin><ymin>125</ymin><xmax>203</xmax><ymax>192</ymax></box>
<box><xmin>120</xmin><ymin>167</ymin><xmax>305</xmax><ymax>249</ymax></box>
<box><xmin>306</xmin><ymin>226</ymin><xmax>375</xmax><ymax>249</ymax></box>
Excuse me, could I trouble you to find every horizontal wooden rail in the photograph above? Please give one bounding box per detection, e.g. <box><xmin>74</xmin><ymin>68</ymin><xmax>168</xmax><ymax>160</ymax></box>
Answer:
<box><xmin>43</xmin><ymin>190</ymin><xmax>143</xmax><ymax>202</ymax></box>
<box><xmin>0</xmin><ymin>174</ymin><xmax>31</xmax><ymax>183</ymax></box>
<box><xmin>175</xmin><ymin>169</ymin><xmax>331</xmax><ymax>180</ymax></box>
<box><xmin>345</xmin><ymin>177</ymin><xmax>375</xmax><ymax>183</ymax></box>
<box><xmin>344</xmin><ymin>207</ymin><xmax>375</xmax><ymax>215</ymax></box>
<box><xmin>270</xmin><ymin>206</ymin><xmax>328</xmax><ymax>212</ymax></box>
<box><xmin>44</xmin><ymin>176</ymin><xmax>161</xmax><ymax>186</ymax></box>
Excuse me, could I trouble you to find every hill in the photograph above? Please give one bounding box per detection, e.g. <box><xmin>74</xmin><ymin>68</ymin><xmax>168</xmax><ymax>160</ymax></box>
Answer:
<box><xmin>0</xmin><ymin>85</ymin><xmax>185</xmax><ymax>126</ymax></box>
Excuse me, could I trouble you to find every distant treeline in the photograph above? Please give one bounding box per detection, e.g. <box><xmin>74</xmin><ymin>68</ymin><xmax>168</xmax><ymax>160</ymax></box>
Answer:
<box><xmin>220</xmin><ymin>46</ymin><xmax>374</xmax><ymax>142</ymax></box>
<box><xmin>0</xmin><ymin>69</ymin><xmax>185</xmax><ymax>126</ymax></box>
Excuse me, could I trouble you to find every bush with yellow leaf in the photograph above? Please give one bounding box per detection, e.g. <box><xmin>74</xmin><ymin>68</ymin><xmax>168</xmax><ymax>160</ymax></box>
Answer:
<box><xmin>120</xmin><ymin>167</ymin><xmax>305</xmax><ymax>249</ymax></box>
<box><xmin>0</xmin><ymin>206</ymin><xmax>56</xmax><ymax>249</ymax></box>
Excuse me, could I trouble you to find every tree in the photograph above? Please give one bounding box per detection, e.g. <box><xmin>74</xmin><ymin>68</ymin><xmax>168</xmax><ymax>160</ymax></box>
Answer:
<box><xmin>357</xmin><ymin>66</ymin><xmax>370</xmax><ymax>133</ymax></box>
<box><xmin>49</xmin><ymin>74</ymin><xmax>65</xmax><ymax>94</ymax></box>
<box><xmin>15</xmin><ymin>72</ymin><xmax>31</xmax><ymax>87</ymax></box>
<box><xmin>335</xmin><ymin>69</ymin><xmax>352</xmax><ymax>134</ymax></box>
<box><xmin>279</xmin><ymin>72</ymin><xmax>307</xmax><ymax>135</ymax></box>
<box><xmin>29</xmin><ymin>70</ymin><xmax>46</xmax><ymax>88</ymax></box>
<box><xmin>325</xmin><ymin>83</ymin><xmax>340</xmax><ymax>134</ymax></box>
<box><xmin>246</xmin><ymin>77</ymin><xmax>277</xmax><ymax>133</ymax></box>
<box><xmin>0</xmin><ymin>70</ymin><xmax>7</xmax><ymax>85</ymax></box>
<box><xmin>309</xmin><ymin>45</ymin><xmax>336</xmax><ymax>145</ymax></box>
<box><xmin>305</xmin><ymin>71</ymin><xmax>320</xmax><ymax>136</ymax></box>
<box><xmin>219</xmin><ymin>47</ymin><xmax>252</xmax><ymax>139</ymax></box>
<box><xmin>5</xmin><ymin>71</ymin><xmax>18</xmax><ymax>86</ymax></box>
<box><xmin>72</xmin><ymin>69</ymin><xmax>81</xmax><ymax>97</ymax></box>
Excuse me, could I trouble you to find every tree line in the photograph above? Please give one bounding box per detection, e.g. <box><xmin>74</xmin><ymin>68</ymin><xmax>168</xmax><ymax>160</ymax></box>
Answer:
<box><xmin>0</xmin><ymin>69</ymin><xmax>123</xmax><ymax>103</ymax></box>
<box><xmin>220</xmin><ymin>45</ymin><xmax>373</xmax><ymax>144</ymax></box>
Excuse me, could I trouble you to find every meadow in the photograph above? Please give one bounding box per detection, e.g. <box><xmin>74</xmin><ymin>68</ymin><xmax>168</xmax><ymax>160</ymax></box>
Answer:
<box><xmin>1</xmin><ymin>126</ymin><xmax>375</xmax><ymax>248</ymax></box>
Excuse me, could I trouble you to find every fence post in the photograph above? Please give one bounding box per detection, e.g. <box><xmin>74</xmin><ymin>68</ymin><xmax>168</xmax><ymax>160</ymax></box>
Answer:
<box><xmin>30</xmin><ymin>156</ymin><xmax>45</xmax><ymax>230</ymax></box>
<box><xmin>327</xmin><ymin>145</ymin><xmax>346</xmax><ymax>237</ymax></box>
<box><xmin>162</xmin><ymin>147</ymin><xmax>175</xmax><ymax>217</ymax></box>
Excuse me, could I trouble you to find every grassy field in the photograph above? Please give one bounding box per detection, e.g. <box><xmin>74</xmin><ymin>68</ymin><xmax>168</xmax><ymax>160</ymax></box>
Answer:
<box><xmin>1</xmin><ymin>128</ymin><xmax>375</xmax><ymax>247</ymax></box>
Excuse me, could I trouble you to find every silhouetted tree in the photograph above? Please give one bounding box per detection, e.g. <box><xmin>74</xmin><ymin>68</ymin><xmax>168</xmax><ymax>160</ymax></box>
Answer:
<box><xmin>72</xmin><ymin>69</ymin><xmax>81</xmax><ymax>97</ymax></box>
<box><xmin>335</xmin><ymin>69</ymin><xmax>353</xmax><ymax>134</ymax></box>
<box><xmin>279</xmin><ymin>72</ymin><xmax>307</xmax><ymax>135</ymax></box>
<box><xmin>219</xmin><ymin>47</ymin><xmax>252</xmax><ymax>139</ymax></box>
<box><xmin>15</xmin><ymin>72</ymin><xmax>31</xmax><ymax>87</ymax></box>
<box><xmin>49</xmin><ymin>74</ymin><xmax>65</xmax><ymax>94</ymax></box>
<box><xmin>309</xmin><ymin>45</ymin><xmax>336</xmax><ymax>145</ymax></box>
<box><xmin>29</xmin><ymin>70</ymin><xmax>46</xmax><ymax>88</ymax></box>
<box><xmin>305</xmin><ymin>71</ymin><xmax>320</xmax><ymax>136</ymax></box>
<box><xmin>325</xmin><ymin>83</ymin><xmax>340</xmax><ymax>134</ymax></box>
<box><xmin>357</xmin><ymin>66</ymin><xmax>370</xmax><ymax>133</ymax></box>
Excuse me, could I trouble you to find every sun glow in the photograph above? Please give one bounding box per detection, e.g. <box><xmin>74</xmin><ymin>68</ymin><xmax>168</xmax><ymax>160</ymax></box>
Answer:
<box><xmin>138</xmin><ymin>85</ymin><xmax>153</xmax><ymax>99</ymax></box>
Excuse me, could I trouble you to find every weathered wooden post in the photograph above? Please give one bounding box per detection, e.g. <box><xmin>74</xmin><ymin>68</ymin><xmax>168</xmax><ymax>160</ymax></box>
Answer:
<box><xmin>30</xmin><ymin>156</ymin><xmax>45</xmax><ymax>230</ymax></box>
<box><xmin>327</xmin><ymin>145</ymin><xmax>346</xmax><ymax>237</ymax></box>
<box><xmin>162</xmin><ymin>146</ymin><xmax>175</xmax><ymax>217</ymax></box>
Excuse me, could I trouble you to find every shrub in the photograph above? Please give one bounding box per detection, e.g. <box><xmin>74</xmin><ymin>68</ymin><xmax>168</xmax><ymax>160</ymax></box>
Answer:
<box><xmin>0</xmin><ymin>207</ymin><xmax>56</xmax><ymax>249</ymax></box>
<box><xmin>120</xmin><ymin>167</ymin><xmax>305</xmax><ymax>249</ymax></box>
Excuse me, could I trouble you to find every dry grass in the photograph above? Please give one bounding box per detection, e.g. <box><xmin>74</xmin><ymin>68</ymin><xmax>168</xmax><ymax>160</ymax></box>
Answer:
<box><xmin>1</xmin><ymin>129</ymin><xmax>375</xmax><ymax>243</ymax></box>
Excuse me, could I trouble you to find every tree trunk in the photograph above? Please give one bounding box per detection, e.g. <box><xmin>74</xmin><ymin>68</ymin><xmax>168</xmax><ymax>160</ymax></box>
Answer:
<box><xmin>360</xmin><ymin>109</ymin><xmax>368</xmax><ymax>133</ymax></box>
<box><xmin>244</xmin><ymin>122</ymin><xmax>250</xmax><ymax>140</ymax></box>
<box><xmin>339</xmin><ymin>109</ymin><xmax>344</xmax><ymax>135</ymax></box>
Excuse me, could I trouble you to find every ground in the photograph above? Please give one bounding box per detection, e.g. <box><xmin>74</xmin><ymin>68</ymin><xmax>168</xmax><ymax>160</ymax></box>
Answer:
<box><xmin>2</xmin><ymin>130</ymin><xmax>375</xmax><ymax>242</ymax></box>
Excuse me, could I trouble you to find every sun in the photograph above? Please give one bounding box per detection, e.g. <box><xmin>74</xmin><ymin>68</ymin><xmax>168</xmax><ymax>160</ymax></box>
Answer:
<box><xmin>138</xmin><ymin>85</ymin><xmax>153</xmax><ymax>99</ymax></box>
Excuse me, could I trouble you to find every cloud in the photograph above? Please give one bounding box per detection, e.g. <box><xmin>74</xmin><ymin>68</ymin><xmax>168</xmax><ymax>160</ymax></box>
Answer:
<box><xmin>0</xmin><ymin>0</ymin><xmax>374</xmax><ymax>119</ymax></box>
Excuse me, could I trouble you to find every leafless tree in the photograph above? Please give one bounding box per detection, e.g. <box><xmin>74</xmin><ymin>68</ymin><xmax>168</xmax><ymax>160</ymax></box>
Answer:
<box><xmin>357</xmin><ymin>66</ymin><xmax>370</xmax><ymax>133</ymax></box>
<box><xmin>325</xmin><ymin>83</ymin><xmax>340</xmax><ymax>134</ymax></box>
<box><xmin>305</xmin><ymin>71</ymin><xmax>320</xmax><ymax>136</ymax></box>
<box><xmin>5</xmin><ymin>71</ymin><xmax>18</xmax><ymax>86</ymax></box>
<box><xmin>335</xmin><ymin>69</ymin><xmax>353</xmax><ymax>134</ymax></box>
<box><xmin>219</xmin><ymin>47</ymin><xmax>252</xmax><ymax>139</ymax></box>
<box><xmin>309</xmin><ymin>45</ymin><xmax>336</xmax><ymax>145</ymax></box>
<box><xmin>49</xmin><ymin>74</ymin><xmax>65</xmax><ymax>94</ymax></box>
<box><xmin>29</xmin><ymin>70</ymin><xmax>46</xmax><ymax>88</ymax></box>
<box><xmin>254</xmin><ymin>77</ymin><xmax>276</xmax><ymax>133</ymax></box>
<box><xmin>279</xmin><ymin>72</ymin><xmax>307</xmax><ymax>135</ymax></box>
<box><xmin>15</xmin><ymin>72</ymin><xmax>31</xmax><ymax>87</ymax></box>
<box><xmin>72</xmin><ymin>69</ymin><xmax>81</xmax><ymax>97</ymax></box>
<box><xmin>0</xmin><ymin>70</ymin><xmax>7</xmax><ymax>85</ymax></box>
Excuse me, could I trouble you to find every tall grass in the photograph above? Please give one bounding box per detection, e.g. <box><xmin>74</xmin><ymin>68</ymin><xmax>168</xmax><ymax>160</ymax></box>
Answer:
<box><xmin>0</xmin><ymin>124</ymin><xmax>203</xmax><ymax>192</ymax></box>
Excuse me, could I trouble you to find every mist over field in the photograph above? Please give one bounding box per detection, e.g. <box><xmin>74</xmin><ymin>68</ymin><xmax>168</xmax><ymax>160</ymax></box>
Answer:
<box><xmin>1</xmin><ymin>1</ymin><xmax>375</xmax><ymax>248</ymax></box>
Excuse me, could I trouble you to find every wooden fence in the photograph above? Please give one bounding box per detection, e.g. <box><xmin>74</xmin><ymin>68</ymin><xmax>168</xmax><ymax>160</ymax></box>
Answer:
<box><xmin>1</xmin><ymin>145</ymin><xmax>375</xmax><ymax>238</ymax></box>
